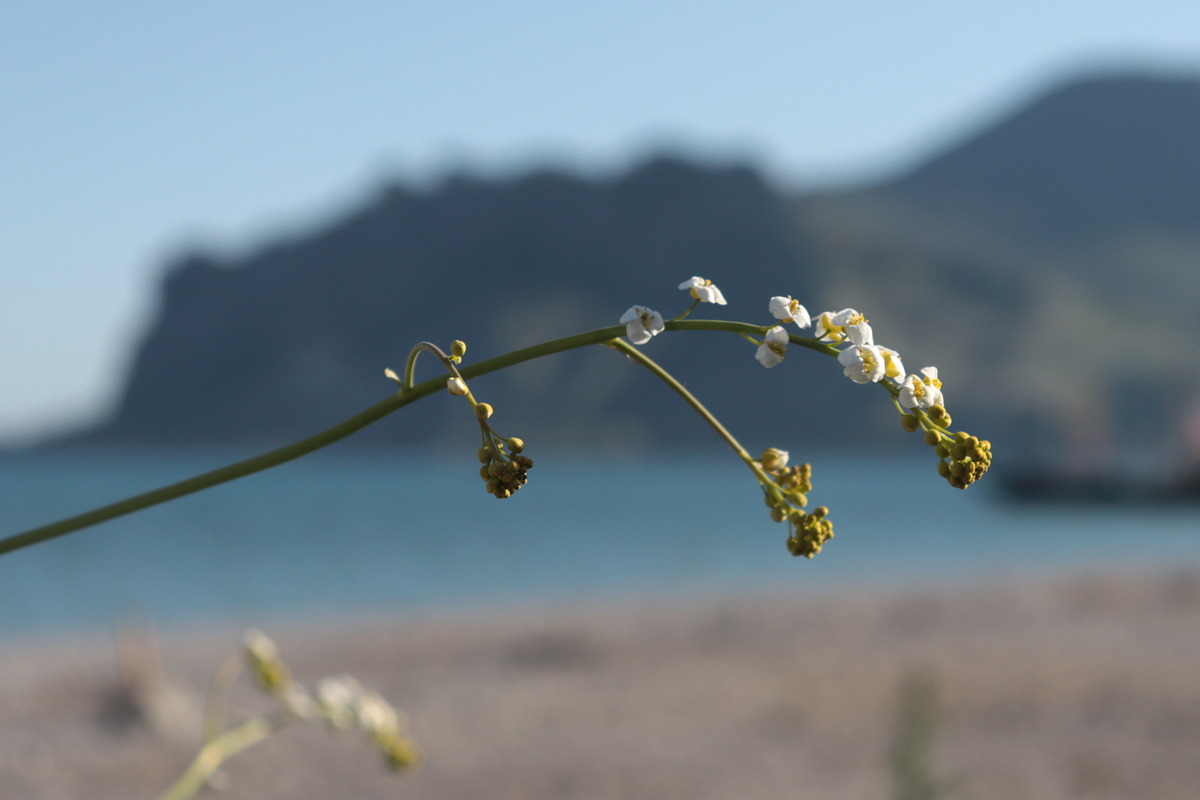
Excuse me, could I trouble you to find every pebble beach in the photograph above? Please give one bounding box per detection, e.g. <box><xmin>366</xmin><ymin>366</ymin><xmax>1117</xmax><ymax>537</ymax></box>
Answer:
<box><xmin>4</xmin><ymin>567</ymin><xmax>1200</xmax><ymax>800</ymax></box>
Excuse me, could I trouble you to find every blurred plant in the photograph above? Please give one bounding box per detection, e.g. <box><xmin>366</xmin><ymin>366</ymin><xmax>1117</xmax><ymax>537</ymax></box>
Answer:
<box><xmin>1</xmin><ymin>275</ymin><xmax>991</xmax><ymax>561</ymax></box>
<box><xmin>156</xmin><ymin>630</ymin><xmax>415</xmax><ymax>800</ymax></box>
<box><xmin>888</xmin><ymin>672</ymin><xmax>950</xmax><ymax>800</ymax></box>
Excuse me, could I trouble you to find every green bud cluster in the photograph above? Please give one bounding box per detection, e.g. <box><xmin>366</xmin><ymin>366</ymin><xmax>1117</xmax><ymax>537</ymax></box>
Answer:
<box><xmin>476</xmin><ymin>425</ymin><xmax>533</xmax><ymax>499</ymax></box>
<box><xmin>759</xmin><ymin>458</ymin><xmax>834</xmax><ymax>558</ymax></box>
<box><xmin>933</xmin><ymin>431</ymin><xmax>992</xmax><ymax>489</ymax></box>
<box><xmin>899</xmin><ymin>401</ymin><xmax>991</xmax><ymax>490</ymax></box>
<box><xmin>785</xmin><ymin>506</ymin><xmax>834</xmax><ymax>559</ymax></box>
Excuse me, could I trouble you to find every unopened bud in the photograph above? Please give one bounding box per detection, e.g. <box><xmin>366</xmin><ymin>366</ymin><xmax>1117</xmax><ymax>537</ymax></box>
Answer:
<box><xmin>447</xmin><ymin>377</ymin><xmax>468</xmax><ymax>396</ymax></box>
<box><xmin>451</xmin><ymin>340</ymin><xmax>467</xmax><ymax>358</ymax></box>
<box><xmin>474</xmin><ymin>403</ymin><xmax>493</xmax><ymax>419</ymax></box>
<box><xmin>506</xmin><ymin>437</ymin><xmax>524</xmax><ymax>453</ymax></box>
<box><xmin>759</xmin><ymin>447</ymin><xmax>789</xmax><ymax>471</ymax></box>
<box><xmin>900</xmin><ymin>414</ymin><xmax>920</xmax><ymax>433</ymax></box>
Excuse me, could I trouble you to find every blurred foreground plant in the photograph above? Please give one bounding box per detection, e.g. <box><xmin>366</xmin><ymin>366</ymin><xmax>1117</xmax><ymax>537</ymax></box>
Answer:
<box><xmin>156</xmin><ymin>630</ymin><xmax>415</xmax><ymax>800</ymax></box>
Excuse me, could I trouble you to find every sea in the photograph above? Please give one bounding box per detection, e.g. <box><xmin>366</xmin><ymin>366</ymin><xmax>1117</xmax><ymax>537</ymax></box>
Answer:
<box><xmin>1</xmin><ymin>446</ymin><xmax>1198</xmax><ymax>638</ymax></box>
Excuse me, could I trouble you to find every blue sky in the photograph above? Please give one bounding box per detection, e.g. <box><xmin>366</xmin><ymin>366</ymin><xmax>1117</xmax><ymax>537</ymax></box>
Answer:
<box><xmin>2</xmin><ymin>1</ymin><xmax>1198</xmax><ymax>444</ymax></box>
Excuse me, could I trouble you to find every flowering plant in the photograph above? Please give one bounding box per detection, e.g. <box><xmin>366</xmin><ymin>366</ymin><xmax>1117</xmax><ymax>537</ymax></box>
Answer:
<box><xmin>0</xmin><ymin>276</ymin><xmax>991</xmax><ymax>796</ymax></box>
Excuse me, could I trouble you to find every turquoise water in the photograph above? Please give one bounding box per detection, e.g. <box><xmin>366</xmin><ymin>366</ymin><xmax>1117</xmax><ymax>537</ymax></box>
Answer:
<box><xmin>1</xmin><ymin>448</ymin><xmax>1197</xmax><ymax>636</ymax></box>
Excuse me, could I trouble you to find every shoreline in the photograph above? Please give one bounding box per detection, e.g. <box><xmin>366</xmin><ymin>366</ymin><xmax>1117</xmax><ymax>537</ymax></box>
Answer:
<box><xmin>4</xmin><ymin>566</ymin><xmax>1200</xmax><ymax>799</ymax></box>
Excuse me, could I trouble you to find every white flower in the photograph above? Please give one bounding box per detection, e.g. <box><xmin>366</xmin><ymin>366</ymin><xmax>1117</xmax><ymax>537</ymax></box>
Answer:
<box><xmin>678</xmin><ymin>276</ymin><xmax>727</xmax><ymax>305</ymax></box>
<box><xmin>755</xmin><ymin>326</ymin><xmax>790</xmax><ymax>368</ymax></box>
<box><xmin>619</xmin><ymin>305</ymin><xmax>665</xmax><ymax>345</ymax></box>
<box><xmin>356</xmin><ymin>690</ymin><xmax>402</xmax><ymax>737</ymax></box>
<box><xmin>317</xmin><ymin>675</ymin><xmax>363</xmax><ymax>729</ymax></box>
<box><xmin>837</xmin><ymin>343</ymin><xmax>886</xmax><ymax>384</ymax></box>
<box><xmin>242</xmin><ymin>629</ymin><xmax>279</xmax><ymax>663</ymax></box>
<box><xmin>769</xmin><ymin>295</ymin><xmax>811</xmax><ymax>328</ymax></box>
<box><xmin>831</xmin><ymin>308</ymin><xmax>873</xmax><ymax>345</ymax></box>
<box><xmin>898</xmin><ymin>367</ymin><xmax>944</xmax><ymax>409</ymax></box>
<box><xmin>814</xmin><ymin>308</ymin><xmax>872</xmax><ymax>345</ymax></box>
<box><xmin>878</xmin><ymin>346</ymin><xmax>906</xmax><ymax>384</ymax></box>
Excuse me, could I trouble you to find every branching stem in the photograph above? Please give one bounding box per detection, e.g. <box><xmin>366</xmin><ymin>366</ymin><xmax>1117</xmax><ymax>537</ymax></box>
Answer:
<box><xmin>0</xmin><ymin>320</ymin><xmax>841</xmax><ymax>557</ymax></box>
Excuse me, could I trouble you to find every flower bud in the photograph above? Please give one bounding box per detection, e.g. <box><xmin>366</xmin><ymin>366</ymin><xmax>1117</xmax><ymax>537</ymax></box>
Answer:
<box><xmin>506</xmin><ymin>437</ymin><xmax>524</xmax><ymax>453</ymax></box>
<box><xmin>900</xmin><ymin>414</ymin><xmax>920</xmax><ymax>433</ymax></box>
<box><xmin>474</xmin><ymin>403</ymin><xmax>493</xmax><ymax>419</ymax></box>
<box><xmin>451</xmin><ymin>340</ymin><xmax>467</xmax><ymax>358</ymax></box>
<box><xmin>447</xmin><ymin>377</ymin><xmax>468</xmax><ymax>396</ymax></box>
<box><xmin>759</xmin><ymin>447</ymin><xmax>789</xmax><ymax>471</ymax></box>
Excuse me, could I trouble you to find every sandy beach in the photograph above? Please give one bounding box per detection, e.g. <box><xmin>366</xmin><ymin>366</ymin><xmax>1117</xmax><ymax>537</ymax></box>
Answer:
<box><xmin>4</xmin><ymin>567</ymin><xmax>1200</xmax><ymax>800</ymax></box>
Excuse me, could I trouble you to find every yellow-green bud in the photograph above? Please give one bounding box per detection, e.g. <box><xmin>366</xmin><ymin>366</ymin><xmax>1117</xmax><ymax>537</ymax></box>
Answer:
<box><xmin>900</xmin><ymin>414</ymin><xmax>920</xmax><ymax>433</ymax></box>
<box><xmin>477</xmin><ymin>446</ymin><xmax>492</xmax><ymax>463</ymax></box>
<box><xmin>770</xmin><ymin>507</ymin><xmax>787</xmax><ymax>523</ymax></box>
<box><xmin>506</xmin><ymin>437</ymin><xmax>524</xmax><ymax>453</ymax></box>
<box><xmin>924</xmin><ymin>430</ymin><xmax>940</xmax><ymax>446</ymax></box>
<box><xmin>759</xmin><ymin>447</ymin><xmax>789</xmax><ymax>471</ymax></box>
<box><xmin>451</xmin><ymin>340</ymin><xmax>467</xmax><ymax>359</ymax></box>
<box><xmin>474</xmin><ymin>403</ymin><xmax>493</xmax><ymax>419</ymax></box>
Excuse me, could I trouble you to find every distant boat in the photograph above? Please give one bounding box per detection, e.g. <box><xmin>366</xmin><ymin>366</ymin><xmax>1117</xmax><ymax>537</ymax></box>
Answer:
<box><xmin>997</xmin><ymin>463</ymin><xmax>1200</xmax><ymax>505</ymax></box>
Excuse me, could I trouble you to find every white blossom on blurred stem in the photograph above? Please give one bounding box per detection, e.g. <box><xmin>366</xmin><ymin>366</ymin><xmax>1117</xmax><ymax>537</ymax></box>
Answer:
<box><xmin>769</xmin><ymin>295</ymin><xmax>811</xmax><ymax>328</ymax></box>
<box><xmin>619</xmin><ymin>305</ymin><xmax>665</xmax><ymax>345</ymax></box>
<box><xmin>755</xmin><ymin>326</ymin><xmax>790</xmax><ymax>368</ymax></box>
<box><xmin>678</xmin><ymin>276</ymin><xmax>727</xmax><ymax>305</ymax></box>
<box><xmin>831</xmin><ymin>308</ymin><xmax>873</xmax><ymax>345</ymax></box>
<box><xmin>899</xmin><ymin>367</ymin><xmax>944</xmax><ymax>409</ymax></box>
<box><xmin>837</xmin><ymin>343</ymin><xmax>886</xmax><ymax>384</ymax></box>
<box><xmin>814</xmin><ymin>308</ymin><xmax>872</xmax><ymax>345</ymax></box>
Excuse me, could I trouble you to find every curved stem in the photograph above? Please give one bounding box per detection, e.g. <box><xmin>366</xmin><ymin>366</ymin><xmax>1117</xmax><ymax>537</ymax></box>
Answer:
<box><xmin>0</xmin><ymin>320</ymin><xmax>842</xmax><ymax>557</ymax></box>
<box><xmin>606</xmin><ymin>338</ymin><xmax>772</xmax><ymax>486</ymax></box>
<box><xmin>156</xmin><ymin>716</ymin><xmax>279</xmax><ymax>800</ymax></box>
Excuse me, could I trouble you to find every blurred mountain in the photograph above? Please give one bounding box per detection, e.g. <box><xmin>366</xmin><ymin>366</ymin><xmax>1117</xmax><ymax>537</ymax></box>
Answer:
<box><xmin>61</xmin><ymin>70</ymin><xmax>1200</xmax><ymax>462</ymax></box>
<box><xmin>799</xmin><ymin>71</ymin><xmax>1200</xmax><ymax>459</ymax></box>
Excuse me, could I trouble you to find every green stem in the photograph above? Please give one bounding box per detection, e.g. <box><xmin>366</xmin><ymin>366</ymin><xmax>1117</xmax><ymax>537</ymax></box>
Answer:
<box><xmin>156</xmin><ymin>716</ymin><xmax>278</xmax><ymax>800</ymax></box>
<box><xmin>203</xmin><ymin>650</ymin><xmax>243</xmax><ymax>743</ymax></box>
<box><xmin>0</xmin><ymin>320</ymin><xmax>839</xmax><ymax>557</ymax></box>
<box><xmin>606</xmin><ymin>338</ymin><xmax>772</xmax><ymax>486</ymax></box>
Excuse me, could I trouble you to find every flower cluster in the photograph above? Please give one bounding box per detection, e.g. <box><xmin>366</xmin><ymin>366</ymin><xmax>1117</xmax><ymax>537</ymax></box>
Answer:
<box><xmin>316</xmin><ymin>674</ymin><xmax>419</xmax><ymax>771</ymax></box>
<box><xmin>398</xmin><ymin>339</ymin><xmax>534</xmax><ymax>499</ymax></box>
<box><xmin>475</xmin><ymin>406</ymin><xmax>533</xmax><ymax>499</ymax></box>
<box><xmin>928</xmin><ymin>429</ymin><xmax>992</xmax><ymax>489</ymax></box>
<box><xmin>781</xmin><ymin>302</ymin><xmax>992</xmax><ymax>490</ymax></box>
<box><xmin>242</xmin><ymin>630</ymin><xmax>418</xmax><ymax>772</ymax></box>
<box><xmin>754</xmin><ymin>448</ymin><xmax>834</xmax><ymax>558</ymax></box>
